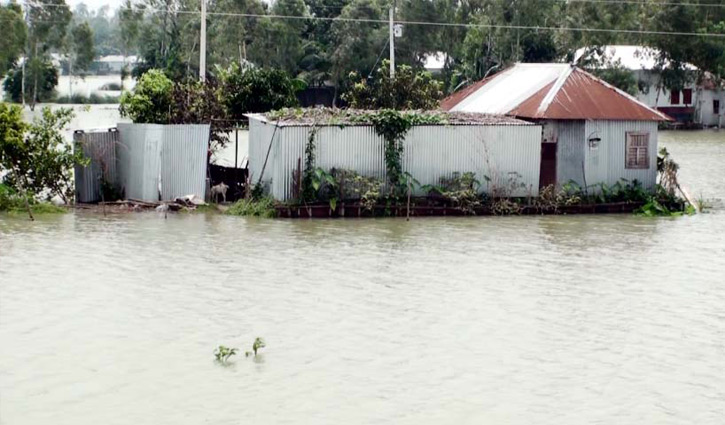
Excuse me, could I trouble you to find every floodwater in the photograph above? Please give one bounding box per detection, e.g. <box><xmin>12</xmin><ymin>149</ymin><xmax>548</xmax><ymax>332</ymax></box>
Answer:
<box><xmin>1</xmin><ymin>131</ymin><xmax>724</xmax><ymax>425</ymax></box>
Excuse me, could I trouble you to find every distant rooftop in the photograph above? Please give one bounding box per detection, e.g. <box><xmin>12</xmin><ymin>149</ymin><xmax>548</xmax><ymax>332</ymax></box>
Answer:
<box><xmin>249</xmin><ymin>108</ymin><xmax>534</xmax><ymax>126</ymax></box>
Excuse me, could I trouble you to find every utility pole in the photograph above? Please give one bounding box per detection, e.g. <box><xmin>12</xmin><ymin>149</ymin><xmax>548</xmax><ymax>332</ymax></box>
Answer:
<box><xmin>199</xmin><ymin>0</ymin><xmax>207</xmax><ymax>81</ymax></box>
<box><xmin>389</xmin><ymin>1</ymin><xmax>396</xmax><ymax>79</ymax></box>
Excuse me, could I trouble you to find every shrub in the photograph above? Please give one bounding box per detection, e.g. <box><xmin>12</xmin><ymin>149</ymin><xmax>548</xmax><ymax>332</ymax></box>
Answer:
<box><xmin>343</xmin><ymin>60</ymin><xmax>444</xmax><ymax>110</ymax></box>
<box><xmin>56</xmin><ymin>93</ymin><xmax>120</xmax><ymax>104</ymax></box>
<box><xmin>119</xmin><ymin>69</ymin><xmax>173</xmax><ymax>124</ymax></box>
<box><xmin>219</xmin><ymin>63</ymin><xmax>302</xmax><ymax>120</ymax></box>
<box><xmin>225</xmin><ymin>197</ymin><xmax>277</xmax><ymax>218</ymax></box>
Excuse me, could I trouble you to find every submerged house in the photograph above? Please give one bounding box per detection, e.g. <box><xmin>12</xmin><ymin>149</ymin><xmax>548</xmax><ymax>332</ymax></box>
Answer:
<box><xmin>441</xmin><ymin>63</ymin><xmax>671</xmax><ymax>191</ymax></box>
<box><xmin>248</xmin><ymin>110</ymin><xmax>543</xmax><ymax>201</ymax></box>
<box><xmin>575</xmin><ymin>45</ymin><xmax>724</xmax><ymax>127</ymax></box>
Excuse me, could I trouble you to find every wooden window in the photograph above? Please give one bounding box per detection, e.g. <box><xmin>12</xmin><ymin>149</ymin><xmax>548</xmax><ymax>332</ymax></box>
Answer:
<box><xmin>670</xmin><ymin>90</ymin><xmax>680</xmax><ymax>105</ymax></box>
<box><xmin>683</xmin><ymin>89</ymin><xmax>693</xmax><ymax>105</ymax></box>
<box><xmin>625</xmin><ymin>132</ymin><xmax>650</xmax><ymax>169</ymax></box>
<box><xmin>715</xmin><ymin>100</ymin><xmax>721</xmax><ymax>115</ymax></box>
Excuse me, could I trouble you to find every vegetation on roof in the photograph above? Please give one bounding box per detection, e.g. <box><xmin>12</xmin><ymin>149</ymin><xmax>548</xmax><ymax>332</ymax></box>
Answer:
<box><xmin>263</xmin><ymin>108</ymin><xmax>530</xmax><ymax>126</ymax></box>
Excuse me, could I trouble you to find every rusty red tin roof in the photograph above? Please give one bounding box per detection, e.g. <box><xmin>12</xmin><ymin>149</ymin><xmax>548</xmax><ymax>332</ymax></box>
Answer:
<box><xmin>442</xmin><ymin>63</ymin><xmax>671</xmax><ymax>122</ymax></box>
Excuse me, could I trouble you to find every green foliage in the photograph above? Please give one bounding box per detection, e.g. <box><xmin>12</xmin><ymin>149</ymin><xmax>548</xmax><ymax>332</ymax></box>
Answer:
<box><xmin>0</xmin><ymin>3</ymin><xmax>27</xmax><ymax>77</ymax></box>
<box><xmin>219</xmin><ymin>63</ymin><xmax>302</xmax><ymax>120</ymax></box>
<box><xmin>344</xmin><ymin>61</ymin><xmax>444</xmax><ymax>110</ymax></box>
<box><xmin>55</xmin><ymin>94</ymin><xmax>120</xmax><ymax>104</ymax></box>
<box><xmin>0</xmin><ymin>104</ymin><xmax>87</xmax><ymax>204</ymax></box>
<box><xmin>225</xmin><ymin>197</ymin><xmax>277</xmax><ymax>218</ymax></box>
<box><xmin>214</xmin><ymin>345</ymin><xmax>238</xmax><ymax>362</ymax></box>
<box><xmin>0</xmin><ymin>184</ymin><xmax>66</xmax><ymax>214</ymax></box>
<box><xmin>245</xmin><ymin>337</ymin><xmax>266</xmax><ymax>357</ymax></box>
<box><xmin>3</xmin><ymin>60</ymin><xmax>59</xmax><ymax>104</ymax></box>
<box><xmin>119</xmin><ymin>69</ymin><xmax>174</xmax><ymax>124</ymax></box>
<box><xmin>301</xmin><ymin>128</ymin><xmax>318</xmax><ymax>202</ymax></box>
<box><xmin>70</xmin><ymin>21</ymin><xmax>95</xmax><ymax>74</ymax></box>
<box><xmin>435</xmin><ymin>172</ymin><xmax>483</xmax><ymax>215</ymax></box>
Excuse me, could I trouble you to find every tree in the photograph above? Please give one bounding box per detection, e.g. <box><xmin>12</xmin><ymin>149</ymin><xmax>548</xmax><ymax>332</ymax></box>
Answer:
<box><xmin>0</xmin><ymin>103</ymin><xmax>87</xmax><ymax>210</ymax></box>
<box><xmin>329</xmin><ymin>0</ymin><xmax>388</xmax><ymax>100</ymax></box>
<box><xmin>219</xmin><ymin>63</ymin><xmax>302</xmax><ymax>120</ymax></box>
<box><xmin>118</xmin><ymin>0</ymin><xmax>144</xmax><ymax>88</ymax></box>
<box><xmin>207</xmin><ymin>0</ymin><xmax>267</xmax><ymax>69</ymax></box>
<box><xmin>119</xmin><ymin>69</ymin><xmax>174</xmax><ymax>123</ymax></box>
<box><xmin>0</xmin><ymin>2</ymin><xmax>27</xmax><ymax>78</ymax></box>
<box><xmin>66</xmin><ymin>21</ymin><xmax>95</xmax><ymax>97</ymax></box>
<box><xmin>3</xmin><ymin>60</ymin><xmax>58</xmax><ymax>103</ymax></box>
<box><xmin>248</xmin><ymin>0</ymin><xmax>308</xmax><ymax>76</ymax></box>
<box><xmin>25</xmin><ymin>0</ymin><xmax>72</xmax><ymax>109</ymax></box>
<box><xmin>344</xmin><ymin>60</ymin><xmax>444</xmax><ymax>110</ymax></box>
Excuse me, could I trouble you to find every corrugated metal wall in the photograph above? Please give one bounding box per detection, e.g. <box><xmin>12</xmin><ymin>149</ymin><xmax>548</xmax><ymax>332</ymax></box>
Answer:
<box><xmin>74</xmin><ymin>129</ymin><xmax>119</xmax><ymax>203</ymax></box>
<box><xmin>554</xmin><ymin>120</ymin><xmax>586</xmax><ymax>187</ymax></box>
<box><xmin>584</xmin><ymin>120</ymin><xmax>658</xmax><ymax>189</ymax></box>
<box><xmin>160</xmin><ymin>125</ymin><xmax>209</xmax><ymax>200</ymax></box>
<box><xmin>248</xmin><ymin>118</ymin><xmax>542</xmax><ymax>201</ymax></box>
<box><xmin>77</xmin><ymin>124</ymin><xmax>210</xmax><ymax>203</ymax></box>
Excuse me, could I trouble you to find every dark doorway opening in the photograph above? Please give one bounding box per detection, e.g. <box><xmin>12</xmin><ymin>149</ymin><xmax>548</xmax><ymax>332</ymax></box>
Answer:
<box><xmin>539</xmin><ymin>143</ymin><xmax>557</xmax><ymax>189</ymax></box>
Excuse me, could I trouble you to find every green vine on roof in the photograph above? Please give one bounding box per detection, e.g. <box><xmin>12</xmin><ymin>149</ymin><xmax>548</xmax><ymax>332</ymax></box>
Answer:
<box><xmin>301</xmin><ymin>126</ymin><xmax>318</xmax><ymax>202</ymax></box>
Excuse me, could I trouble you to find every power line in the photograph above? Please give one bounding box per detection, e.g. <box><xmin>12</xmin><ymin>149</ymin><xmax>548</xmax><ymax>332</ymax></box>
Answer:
<box><xmin>15</xmin><ymin>2</ymin><xmax>725</xmax><ymax>38</ymax></box>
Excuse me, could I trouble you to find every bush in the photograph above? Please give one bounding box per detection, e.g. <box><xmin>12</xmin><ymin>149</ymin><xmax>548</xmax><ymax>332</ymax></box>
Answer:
<box><xmin>56</xmin><ymin>93</ymin><xmax>120</xmax><ymax>104</ymax></box>
<box><xmin>225</xmin><ymin>197</ymin><xmax>277</xmax><ymax>218</ymax></box>
<box><xmin>219</xmin><ymin>63</ymin><xmax>302</xmax><ymax>120</ymax></box>
<box><xmin>0</xmin><ymin>184</ymin><xmax>65</xmax><ymax>214</ymax></box>
<box><xmin>119</xmin><ymin>69</ymin><xmax>173</xmax><ymax>124</ymax></box>
<box><xmin>0</xmin><ymin>104</ymin><xmax>87</xmax><ymax>204</ymax></box>
<box><xmin>344</xmin><ymin>60</ymin><xmax>444</xmax><ymax>110</ymax></box>
<box><xmin>3</xmin><ymin>59</ymin><xmax>58</xmax><ymax>104</ymax></box>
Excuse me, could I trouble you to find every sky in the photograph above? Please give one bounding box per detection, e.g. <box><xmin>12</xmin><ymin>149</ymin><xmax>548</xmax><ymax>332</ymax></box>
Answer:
<box><xmin>67</xmin><ymin>0</ymin><xmax>124</xmax><ymax>10</ymax></box>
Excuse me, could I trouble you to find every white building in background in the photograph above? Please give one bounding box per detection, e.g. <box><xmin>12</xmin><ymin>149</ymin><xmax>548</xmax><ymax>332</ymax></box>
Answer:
<box><xmin>96</xmin><ymin>56</ymin><xmax>140</xmax><ymax>74</ymax></box>
<box><xmin>575</xmin><ymin>45</ymin><xmax>724</xmax><ymax>127</ymax></box>
<box><xmin>422</xmin><ymin>52</ymin><xmax>447</xmax><ymax>75</ymax></box>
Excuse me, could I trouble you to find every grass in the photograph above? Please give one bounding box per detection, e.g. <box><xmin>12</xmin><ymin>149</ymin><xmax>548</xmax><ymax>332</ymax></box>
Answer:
<box><xmin>0</xmin><ymin>184</ymin><xmax>66</xmax><ymax>215</ymax></box>
<box><xmin>225</xmin><ymin>197</ymin><xmax>277</xmax><ymax>218</ymax></box>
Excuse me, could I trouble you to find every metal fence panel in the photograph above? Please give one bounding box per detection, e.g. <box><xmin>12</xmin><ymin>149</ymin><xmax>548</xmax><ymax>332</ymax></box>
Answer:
<box><xmin>74</xmin><ymin>129</ymin><xmax>119</xmax><ymax>203</ymax></box>
<box><xmin>160</xmin><ymin>125</ymin><xmax>210</xmax><ymax>200</ymax></box>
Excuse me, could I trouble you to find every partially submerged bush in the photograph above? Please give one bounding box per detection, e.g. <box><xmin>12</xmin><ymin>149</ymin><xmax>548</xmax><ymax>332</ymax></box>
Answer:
<box><xmin>225</xmin><ymin>197</ymin><xmax>277</xmax><ymax>218</ymax></box>
<box><xmin>0</xmin><ymin>184</ymin><xmax>65</xmax><ymax>214</ymax></box>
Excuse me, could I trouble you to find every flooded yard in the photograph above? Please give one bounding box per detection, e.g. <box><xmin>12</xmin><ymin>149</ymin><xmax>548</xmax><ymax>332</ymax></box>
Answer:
<box><xmin>0</xmin><ymin>130</ymin><xmax>724</xmax><ymax>424</ymax></box>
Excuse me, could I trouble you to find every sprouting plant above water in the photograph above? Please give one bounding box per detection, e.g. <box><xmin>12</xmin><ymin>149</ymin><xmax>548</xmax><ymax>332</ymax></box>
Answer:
<box><xmin>214</xmin><ymin>345</ymin><xmax>238</xmax><ymax>363</ymax></box>
<box><xmin>246</xmin><ymin>337</ymin><xmax>266</xmax><ymax>357</ymax></box>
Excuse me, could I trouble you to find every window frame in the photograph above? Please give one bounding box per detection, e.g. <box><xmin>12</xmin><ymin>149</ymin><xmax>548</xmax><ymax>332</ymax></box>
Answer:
<box><xmin>682</xmin><ymin>88</ymin><xmax>692</xmax><ymax>105</ymax></box>
<box><xmin>670</xmin><ymin>90</ymin><xmax>681</xmax><ymax>105</ymax></box>
<box><xmin>625</xmin><ymin>132</ymin><xmax>650</xmax><ymax>170</ymax></box>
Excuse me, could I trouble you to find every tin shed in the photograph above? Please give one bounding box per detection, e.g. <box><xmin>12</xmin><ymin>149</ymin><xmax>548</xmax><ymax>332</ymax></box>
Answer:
<box><xmin>442</xmin><ymin>63</ymin><xmax>671</xmax><ymax>191</ymax></box>
<box><xmin>248</xmin><ymin>111</ymin><xmax>542</xmax><ymax>202</ymax></box>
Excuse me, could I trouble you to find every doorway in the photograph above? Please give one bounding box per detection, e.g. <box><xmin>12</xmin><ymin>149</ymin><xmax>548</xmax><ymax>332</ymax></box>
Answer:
<box><xmin>539</xmin><ymin>143</ymin><xmax>557</xmax><ymax>189</ymax></box>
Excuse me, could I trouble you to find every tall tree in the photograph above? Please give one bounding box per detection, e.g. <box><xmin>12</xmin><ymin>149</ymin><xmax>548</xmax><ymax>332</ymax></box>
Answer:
<box><xmin>0</xmin><ymin>2</ymin><xmax>27</xmax><ymax>78</ymax></box>
<box><xmin>66</xmin><ymin>22</ymin><xmax>95</xmax><ymax>96</ymax></box>
<box><xmin>207</xmin><ymin>0</ymin><xmax>267</xmax><ymax>69</ymax></box>
<box><xmin>26</xmin><ymin>0</ymin><xmax>72</xmax><ymax>108</ymax></box>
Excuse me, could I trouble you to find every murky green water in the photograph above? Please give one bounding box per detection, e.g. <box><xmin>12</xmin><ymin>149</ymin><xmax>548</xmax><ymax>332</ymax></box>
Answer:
<box><xmin>1</xmin><ymin>130</ymin><xmax>724</xmax><ymax>424</ymax></box>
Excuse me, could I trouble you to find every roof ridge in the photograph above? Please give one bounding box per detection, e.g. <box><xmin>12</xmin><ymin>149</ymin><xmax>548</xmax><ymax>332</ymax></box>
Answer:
<box><xmin>537</xmin><ymin>65</ymin><xmax>574</xmax><ymax>115</ymax></box>
<box><xmin>572</xmin><ymin>68</ymin><xmax>671</xmax><ymax>121</ymax></box>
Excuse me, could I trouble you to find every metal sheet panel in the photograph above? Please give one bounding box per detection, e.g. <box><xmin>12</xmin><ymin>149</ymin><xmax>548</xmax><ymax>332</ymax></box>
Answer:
<box><xmin>585</xmin><ymin>120</ymin><xmax>658</xmax><ymax>190</ymax></box>
<box><xmin>248</xmin><ymin>116</ymin><xmax>542</xmax><ymax>201</ymax></box>
<box><xmin>160</xmin><ymin>124</ymin><xmax>209</xmax><ymax>200</ymax></box>
<box><xmin>73</xmin><ymin>129</ymin><xmax>118</xmax><ymax>203</ymax></box>
<box><xmin>117</xmin><ymin>123</ymin><xmax>163</xmax><ymax>201</ymax></box>
<box><xmin>554</xmin><ymin>120</ymin><xmax>586</xmax><ymax>187</ymax></box>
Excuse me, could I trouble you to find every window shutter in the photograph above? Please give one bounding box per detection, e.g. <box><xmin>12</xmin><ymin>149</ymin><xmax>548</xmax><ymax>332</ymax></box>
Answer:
<box><xmin>625</xmin><ymin>132</ymin><xmax>650</xmax><ymax>169</ymax></box>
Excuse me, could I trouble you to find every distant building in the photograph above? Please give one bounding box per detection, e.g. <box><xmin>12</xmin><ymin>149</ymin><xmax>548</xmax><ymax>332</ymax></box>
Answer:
<box><xmin>95</xmin><ymin>55</ymin><xmax>139</xmax><ymax>75</ymax></box>
<box><xmin>442</xmin><ymin>63</ymin><xmax>671</xmax><ymax>191</ymax></box>
<box><xmin>422</xmin><ymin>52</ymin><xmax>447</xmax><ymax>75</ymax></box>
<box><xmin>575</xmin><ymin>45</ymin><xmax>724</xmax><ymax>127</ymax></box>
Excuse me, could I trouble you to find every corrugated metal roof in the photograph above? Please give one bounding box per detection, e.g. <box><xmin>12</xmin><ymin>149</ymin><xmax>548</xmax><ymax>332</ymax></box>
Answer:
<box><xmin>442</xmin><ymin>63</ymin><xmax>671</xmax><ymax>122</ymax></box>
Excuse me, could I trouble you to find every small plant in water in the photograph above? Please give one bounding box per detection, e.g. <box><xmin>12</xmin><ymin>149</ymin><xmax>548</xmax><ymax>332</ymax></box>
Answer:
<box><xmin>246</xmin><ymin>337</ymin><xmax>266</xmax><ymax>357</ymax></box>
<box><xmin>214</xmin><ymin>345</ymin><xmax>238</xmax><ymax>362</ymax></box>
